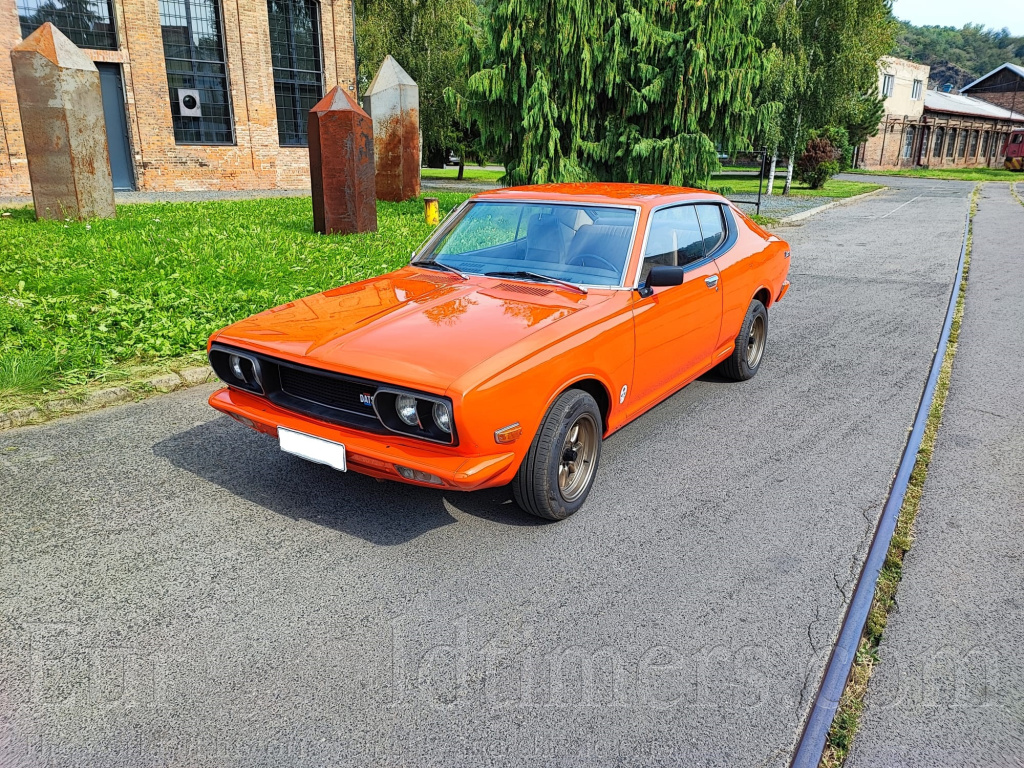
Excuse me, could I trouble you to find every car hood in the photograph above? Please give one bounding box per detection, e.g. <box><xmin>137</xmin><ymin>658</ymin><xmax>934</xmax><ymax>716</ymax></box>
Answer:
<box><xmin>213</xmin><ymin>267</ymin><xmax>610</xmax><ymax>392</ymax></box>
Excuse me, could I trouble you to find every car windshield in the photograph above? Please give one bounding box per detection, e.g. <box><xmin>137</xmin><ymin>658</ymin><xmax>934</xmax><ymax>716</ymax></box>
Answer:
<box><xmin>416</xmin><ymin>202</ymin><xmax>638</xmax><ymax>287</ymax></box>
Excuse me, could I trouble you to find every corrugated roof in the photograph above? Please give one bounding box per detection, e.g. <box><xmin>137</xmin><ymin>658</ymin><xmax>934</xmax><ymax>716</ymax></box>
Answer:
<box><xmin>962</xmin><ymin>62</ymin><xmax>1024</xmax><ymax>92</ymax></box>
<box><xmin>924</xmin><ymin>89</ymin><xmax>1024</xmax><ymax>121</ymax></box>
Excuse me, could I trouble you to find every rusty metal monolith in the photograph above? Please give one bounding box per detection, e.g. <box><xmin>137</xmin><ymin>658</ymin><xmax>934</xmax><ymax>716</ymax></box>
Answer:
<box><xmin>10</xmin><ymin>23</ymin><xmax>115</xmax><ymax>221</ymax></box>
<box><xmin>364</xmin><ymin>55</ymin><xmax>420</xmax><ymax>202</ymax></box>
<box><xmin>308</xmin><ymin>86</ymin><xmax>377</xmax><ymax>235</ymax></box>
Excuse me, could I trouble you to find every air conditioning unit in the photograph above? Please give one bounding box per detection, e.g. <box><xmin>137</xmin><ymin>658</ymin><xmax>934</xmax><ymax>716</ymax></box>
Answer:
<box><xmin>178</xmin><ymin>89</ymin><xmax>202</xmax><ymax>117</ymax></box>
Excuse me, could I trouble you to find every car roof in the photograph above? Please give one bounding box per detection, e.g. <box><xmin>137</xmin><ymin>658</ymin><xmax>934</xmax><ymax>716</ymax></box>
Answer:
<box><xmin>470</xmin><ymin>182</ymin><xmax>727</xmax><ymax>209</ymax></box>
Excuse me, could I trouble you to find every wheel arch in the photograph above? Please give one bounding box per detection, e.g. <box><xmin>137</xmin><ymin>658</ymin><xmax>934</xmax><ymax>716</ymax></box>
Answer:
<box><xmin>752</xmin><ymin>285</ymin><xmax>772</xmax><ymax>309</ymax></box>
<box><xmin>566</xmin><ymin>377</ymin><xmax>613</xmax><ymax>433</ymax></box>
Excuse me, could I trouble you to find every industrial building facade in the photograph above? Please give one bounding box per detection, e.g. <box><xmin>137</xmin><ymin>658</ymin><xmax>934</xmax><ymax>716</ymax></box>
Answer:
<box><xmin>0</xmin><ymin>0</ymin><xmax>357</xmax><ymax>196</ymax></box>
<box><xmin>859</xmin><ymin>56</ymin><xmax>1024</xmax><ymax>171</ymax></box>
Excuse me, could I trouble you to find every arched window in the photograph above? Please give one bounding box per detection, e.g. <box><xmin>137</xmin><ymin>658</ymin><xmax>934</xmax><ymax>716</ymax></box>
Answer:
<box><xmin>958</xmin><ymin>129</ymin><xmax>968</xmax><ymax>158</ymax></box>
<box><xmin>933</xmin><ymin>127</ymin><xmax>945</xmax><ymax>157</ymax></box>
<box><xmin>981</xmin><ymin>131</ymin><xmax>990</xmax><ymax>158</ymax></box>
<box><xmin>902</xmin><ymin>126</ymin><xmax>916</xmax><ymax>160</ymax></box>
<box><xmin>17</xmin><ymin>0</ymin><xmax>117</xmax><ymax>49</ymax></box>
<box><xmin>159</xmin><ymin>0</ymin><xmax>235</xmax><ymax>144</ymax></box>
<box><xmin>268</xmin><ymin>0</ymin><xmax>324</xmax><ymax>146</ymax></box>
<box><xmin>946</xmin><ymin>129</ymin><xmax>957</xmax><ymax>158</ymax></box>
<box><xmin>969</xmin><ymin>130</ymin><xmax>979</xmax><ymax>157</ymax></box>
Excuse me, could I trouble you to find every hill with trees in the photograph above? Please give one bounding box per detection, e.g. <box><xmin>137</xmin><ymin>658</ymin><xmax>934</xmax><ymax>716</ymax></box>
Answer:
<box><xmin>894</xmin><ymin>21</ymin><xmax>1024</xmax><ymax>90</ymax></box>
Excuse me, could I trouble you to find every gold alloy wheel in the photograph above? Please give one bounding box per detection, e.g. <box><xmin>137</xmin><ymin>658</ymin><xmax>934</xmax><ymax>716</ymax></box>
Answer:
<box><xmin>746</xmin><ymin>313</ymin><xmax>766</xmax><ymax>369</ymax></box>
<box><xmin>557</xmin><ymin>413</ymin><xmax>599</xmax><ymax>502</ymax></box>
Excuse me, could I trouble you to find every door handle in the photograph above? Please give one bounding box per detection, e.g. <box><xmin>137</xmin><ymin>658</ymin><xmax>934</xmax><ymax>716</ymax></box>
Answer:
<box><xmin>705</xmin><ymin>275</ymin><xmax>719</xmax><ymax>288</ymax></box>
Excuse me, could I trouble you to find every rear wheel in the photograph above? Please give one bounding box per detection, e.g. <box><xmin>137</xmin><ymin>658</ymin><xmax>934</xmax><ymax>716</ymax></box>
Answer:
<box><xmin>721</xmin><ymin>299</ymin><xmax>768</xmax><ymax>381</ymax></box>
<box><xmin>513</xmin><ymin>389</ymin><xmax>602</xmax><ymax>521</ymax></box>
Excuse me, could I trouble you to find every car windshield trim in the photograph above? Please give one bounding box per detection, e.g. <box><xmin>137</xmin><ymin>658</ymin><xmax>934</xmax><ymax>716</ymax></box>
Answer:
<box><xmin>411</xmin><ymin>200</ymin><xmax>642</xmax><ymax>289</ymax></box>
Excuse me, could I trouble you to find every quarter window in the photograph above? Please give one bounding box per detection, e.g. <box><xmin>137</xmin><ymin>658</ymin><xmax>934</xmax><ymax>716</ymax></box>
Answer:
<box><xmin>17</xmin><ymin>0</ymin><xmax>117</xmax><ymax>49</ymax></box>
<box><xmin>159</xmin><ymin>0</ymin><xmax>234</xmax><ymax>144</ymax></box>
<box><xmin>641</xmin><ymin>206</ymin><xmax>705</xmax><ymax>281</ymax></box>
<box><xmin>268</xmin><ymin>0</ymin><xmax>325</xmax><ymax>147</ymax></box>
<box><xmin>695</xmin><ymin>205</ymin><xmax>726</xmax><ymax>255</ymax></box>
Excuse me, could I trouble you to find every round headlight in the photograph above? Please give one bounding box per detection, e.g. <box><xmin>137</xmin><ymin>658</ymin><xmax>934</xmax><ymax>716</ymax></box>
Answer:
<box><xmin>229</xmin><ymin>354</ymin><xmax>246</xmax><ymax>382</ymax></box>
<box><xmin>432</xmin><ymin>401</ymin><xmax>452</xmax><ymax>433</ymax></box>
<box><xmin>396</xmin><ymin>394</ymin><xmax>420</xmax><ymax>427</ymax></box>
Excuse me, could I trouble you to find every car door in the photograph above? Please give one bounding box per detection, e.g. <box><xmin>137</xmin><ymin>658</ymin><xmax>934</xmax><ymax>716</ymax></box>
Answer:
<box><xmin>629</xmin><ymin>204</ymin><xmax>724</xmax><ymax>413</ymax></box>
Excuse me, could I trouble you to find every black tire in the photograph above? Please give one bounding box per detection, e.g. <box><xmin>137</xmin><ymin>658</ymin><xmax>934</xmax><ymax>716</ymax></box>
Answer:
<box><xmin>721</xmin><ymin>299</ymin><xmax>768</xmax><ymax>381</ymax></box>
<box><xmin>512</xmin><ymin>389</ymin><xmax>602</xmax><ymax>521</ymax></box>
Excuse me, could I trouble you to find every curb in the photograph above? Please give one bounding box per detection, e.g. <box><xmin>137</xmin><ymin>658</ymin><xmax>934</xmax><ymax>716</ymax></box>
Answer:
<box><xmin>777</xmin><ymin>185</ymin><xmax>889</xmax><ymax>224</ymax></box>
<box><xmin>0</xmin><ymin>365</ymin><xmax>218</xmax><ymax>431</ymax></box>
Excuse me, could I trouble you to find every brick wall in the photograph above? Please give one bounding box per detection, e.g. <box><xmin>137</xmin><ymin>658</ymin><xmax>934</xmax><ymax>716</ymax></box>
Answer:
<box><xmin>0</xmin><ymin>0</ymin><xmax>356</xmax><ymax>196</ymax></box>
<box><xmin>0</xmin><ymin>0</ymin><xmax>29</xmax><ymax>195</ymax></box>
<box><xmin>860</xmin><ymin>113</ymin><xmax>1021</xmax><ymax>170</ymax></box>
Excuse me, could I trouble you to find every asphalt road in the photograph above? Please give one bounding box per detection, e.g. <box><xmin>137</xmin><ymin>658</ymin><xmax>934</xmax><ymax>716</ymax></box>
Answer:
<box><xmin>0</xmin><ymin>176</ymin><xmax>974</xmax><ymax>767</ymax></box>
<box><xmin>847</xmin><ymin>184</ymin><xmax>1024</xmax><ymax>768</ymax></box>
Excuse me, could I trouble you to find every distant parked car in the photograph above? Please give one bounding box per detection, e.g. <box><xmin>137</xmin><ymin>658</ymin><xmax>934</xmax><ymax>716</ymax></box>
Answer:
<box><xmin>207</xmin><ymin>183</ymin><xmax>791</xmax><ymax>520</ymax></box>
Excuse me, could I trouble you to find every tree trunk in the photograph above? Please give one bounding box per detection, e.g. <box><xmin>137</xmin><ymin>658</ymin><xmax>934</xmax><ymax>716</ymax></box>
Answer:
<box><xmin>766</xmin><ymin>151</ymin><xmax>778</xmax><ymax>196</ymax></box>
<box><xmin>457</xmin><ymin>159</ymin><xmax>465</xmax><ymax>180</ymax></box>
<box><xmin>783</xmin><ymin>111</ymin><xmax>801</xmax><ymax>196</ymax></box>
<box><xmin>783</xmin><ymin>153</ymin><xmax>794</xmax><ymax>195</ymax></box>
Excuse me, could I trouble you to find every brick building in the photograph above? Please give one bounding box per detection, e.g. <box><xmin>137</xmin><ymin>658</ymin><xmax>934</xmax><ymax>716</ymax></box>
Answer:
<box><xmin>858</xmin><ymin>56</ymin><xmax>1024</xmax><ymax>171</ymax></box>
<box><xmin>0</xmin><ymin>0</ymin><xmax>357</xmax><ymax>196</ymax></box>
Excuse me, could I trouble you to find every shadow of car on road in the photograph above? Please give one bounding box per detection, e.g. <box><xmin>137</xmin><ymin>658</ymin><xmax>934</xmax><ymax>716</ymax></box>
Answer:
<box><xmin>153</xmin><ymin>415</ymin><xmax>544</xmax><ymax>545</ymax></box>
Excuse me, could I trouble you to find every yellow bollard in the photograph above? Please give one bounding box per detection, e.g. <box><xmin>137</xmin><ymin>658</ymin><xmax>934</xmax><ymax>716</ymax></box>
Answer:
<box><xmin>424</xmin><ymin>197</ymin><xmax>440</xmax><ymax>226</ymax></box>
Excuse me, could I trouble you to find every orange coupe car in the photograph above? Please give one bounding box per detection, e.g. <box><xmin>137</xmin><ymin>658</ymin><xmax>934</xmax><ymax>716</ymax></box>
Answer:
<box><xmin>208</xmin><ymin>183</ymin><xmax>791</xmax><ymax>520</ymax></box>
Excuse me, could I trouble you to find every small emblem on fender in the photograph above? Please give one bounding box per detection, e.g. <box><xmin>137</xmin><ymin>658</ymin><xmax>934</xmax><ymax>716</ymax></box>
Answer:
<box><xmin>619</xmin><ymin>385</ymin><xmax>628</xmax><ymax>403</ymax></box>
<box><xmin>360</xmin><ymin>393</ymin><xmax>373</xmax><ymax>406</ymax></box>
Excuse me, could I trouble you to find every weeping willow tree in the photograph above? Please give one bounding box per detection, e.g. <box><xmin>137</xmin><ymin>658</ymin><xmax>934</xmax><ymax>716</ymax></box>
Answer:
<box><xmin>449</xmin><ymin>0</ymin><xmax>776</xmax><ymax>188</ymax></box>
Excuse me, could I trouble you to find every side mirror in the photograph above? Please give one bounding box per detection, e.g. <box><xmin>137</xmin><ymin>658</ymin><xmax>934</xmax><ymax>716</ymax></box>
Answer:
<box><xmin>638</xmin><ymin>265</ymin><xmax>684</xmax><ymax>297</ymax></box>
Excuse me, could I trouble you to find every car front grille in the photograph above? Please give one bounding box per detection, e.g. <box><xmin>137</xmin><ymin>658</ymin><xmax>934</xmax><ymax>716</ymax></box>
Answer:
<box><xmin>279</xmin><ymin>364</ymin><xmax>376</xmax><ymax>415</ymax></box>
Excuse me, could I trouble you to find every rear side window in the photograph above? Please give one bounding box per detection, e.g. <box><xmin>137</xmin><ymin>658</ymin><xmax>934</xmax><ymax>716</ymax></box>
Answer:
<box><xmin>641</xmin><ymin>206</ymin><xmax>705</xmax><ymax>281</ymax></box>
<box><xmin>695</xmin><ymin>204</ymin><xmax>726</xmax><ymax>255</ymax></box>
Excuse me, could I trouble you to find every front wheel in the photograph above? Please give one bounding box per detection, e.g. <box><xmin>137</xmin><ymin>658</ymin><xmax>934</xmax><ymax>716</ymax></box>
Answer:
<box><xmin>721</xmin><ymin>299</ymin><xmax>768</xmax><ymax>381</ymax></box>
<box><xmin>513</xmin><ymin>389</ymin><xmax>602</xmax><ymax>521</ymax></box>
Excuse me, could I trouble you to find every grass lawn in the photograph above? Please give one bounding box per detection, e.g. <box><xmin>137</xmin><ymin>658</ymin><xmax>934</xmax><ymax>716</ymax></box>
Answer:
<box><xmin>711</xmin><ymin>174</ymin><xmax>884</xmax><ymax>199</ymax></box>
<box><xmin>0</xmin><ymin>193</ymin><xmax>470</xmax><ymax>404</ymax></box>
<box><xmin>848</xmin><ymin>167</ymin><xmax>1022</xmax><ymax>182</ymax></box>
<box><xmin>420</xmin><ymin>167</ymin><xmax>504</xmax><ymax>181</ymax></box>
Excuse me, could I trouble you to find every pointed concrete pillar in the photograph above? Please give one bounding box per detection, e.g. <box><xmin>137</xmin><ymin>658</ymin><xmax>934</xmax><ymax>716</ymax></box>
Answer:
<box><xmin>364</xmin><ymin>55</ymin><xmax>420</xmax><ymax>202</ymax></box>
<box><xmin>308</xmin><ymin>86</ymin><xmax>378</xmax><ymax>235</ymax></box>
<box><xmin>10</xmin><ymin>23</ymin><xmax>115</xmax><ymax>220</ymax></box>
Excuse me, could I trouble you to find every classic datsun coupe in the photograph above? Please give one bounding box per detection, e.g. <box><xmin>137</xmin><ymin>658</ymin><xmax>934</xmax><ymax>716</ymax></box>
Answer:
<box><xmin>208</xmin><ymin>183</ymin><xmax>791</xmax><ymax>520</ymax></box>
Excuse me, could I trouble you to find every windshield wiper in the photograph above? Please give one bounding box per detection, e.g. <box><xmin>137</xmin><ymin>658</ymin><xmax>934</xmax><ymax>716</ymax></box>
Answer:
<box><xmin>484</xmin><ymin>270</ymin><xmax>588</xmax><ymax>295</ymax></box>
<box><xmin>415</xmin><ymin>260</ymin><xmax>467</xmax><ymax>280</ymax></box>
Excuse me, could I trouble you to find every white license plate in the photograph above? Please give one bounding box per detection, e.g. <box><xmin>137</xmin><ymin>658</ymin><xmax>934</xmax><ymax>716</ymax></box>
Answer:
<box><xmin>278</xmin><ymin>427</ymin><xmax>346</xmax><ymax>472</ymax></box>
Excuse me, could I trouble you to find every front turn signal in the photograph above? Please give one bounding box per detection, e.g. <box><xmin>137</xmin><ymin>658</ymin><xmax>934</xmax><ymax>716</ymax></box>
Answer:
<box><xmin>494</xmin><ymin>422</ymin><xmax>522</xmax><ymax>444</ymax></box>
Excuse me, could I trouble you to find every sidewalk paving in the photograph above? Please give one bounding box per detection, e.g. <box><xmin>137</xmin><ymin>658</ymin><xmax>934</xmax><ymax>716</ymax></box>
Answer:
<box><xmin>847</xmin><ymin>183</ymin><xmax>1024</xmax><ymax>768</ymax></box>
